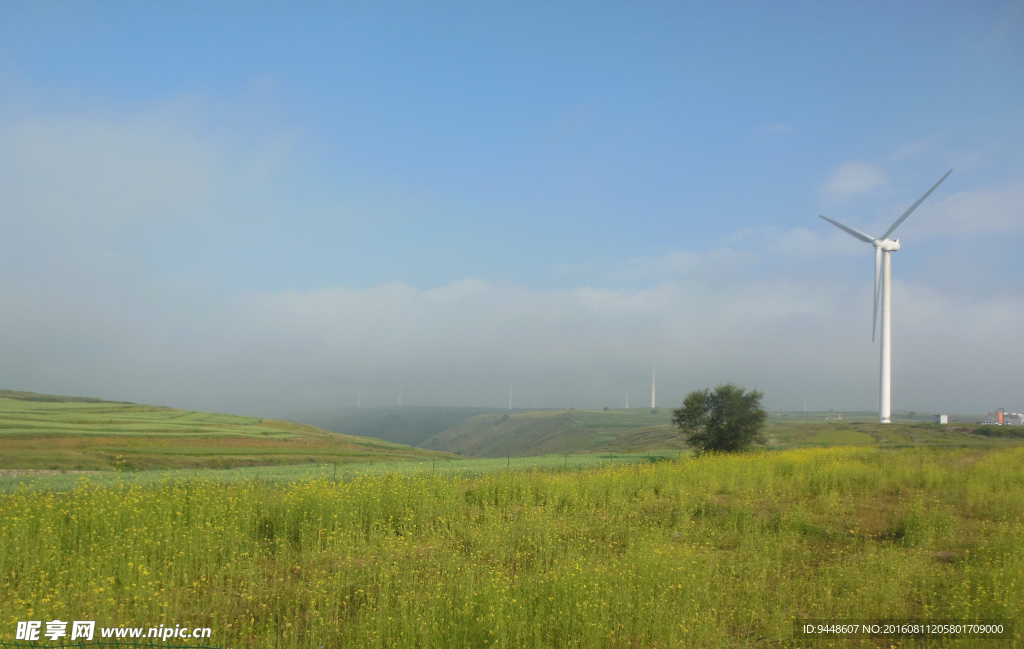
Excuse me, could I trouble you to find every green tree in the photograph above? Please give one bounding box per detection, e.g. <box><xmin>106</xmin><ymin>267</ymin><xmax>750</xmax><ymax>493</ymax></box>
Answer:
<box><xmin>672</xmin><ymin>383</ymin><xmax>767</xmax><ymax>453</ymax></box>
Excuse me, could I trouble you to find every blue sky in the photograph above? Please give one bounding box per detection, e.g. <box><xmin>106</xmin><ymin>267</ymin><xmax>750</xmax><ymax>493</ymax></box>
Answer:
<box><xmin>1</xmin><ymin>1</ymin><xmax>1022</xmax><ymax>416</ymax></box>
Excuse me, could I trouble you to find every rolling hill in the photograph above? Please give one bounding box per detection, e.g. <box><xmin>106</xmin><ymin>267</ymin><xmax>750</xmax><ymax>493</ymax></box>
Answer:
<box><xmin>418</xmin><ymin>408</ymin><xmax>684</xmax><ymax>457</ymax></box>
<box><xmin>395</xmin><ymin>407</ymin><xmax>1007</xmax><ymax>458</ymax></box>
<box><xmin>8</xmin><ymin>387</ymin><xmax>1002</xmax><ymax>470</ymax></box>
<box><xmin>289</xmin><ymin>405</ymin><xmax>515</xmax><ymax>447</ymax></box>
<box><xmin>0</xmin><ymin>390</ymin><xmax>451</xmax><ymax>471</ymax></box>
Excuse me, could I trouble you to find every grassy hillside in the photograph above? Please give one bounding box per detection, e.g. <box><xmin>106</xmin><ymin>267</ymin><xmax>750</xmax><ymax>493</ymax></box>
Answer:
<box><xmin>0</xmin><ymin>390</ymin><xmax>450</xmax><ymax>471</ymax></box>
<box><xmin>420</xmin><ymin>408</ymin><xmax>680</xmax><ymax>456</ymax></box>
<box><xmin>418</xmin><ymin>407</ymin><xmax>1013</xmax><ymax>457</ymax></box>
<box><xmin>290</xmin><ymin>405</ymin><xmax>514</xmax><ymax>447</ymax></box>
<box><xmin>0</xmin><ymin>389</ymin><xmax>127</xmax><ymax>403</ymax></box>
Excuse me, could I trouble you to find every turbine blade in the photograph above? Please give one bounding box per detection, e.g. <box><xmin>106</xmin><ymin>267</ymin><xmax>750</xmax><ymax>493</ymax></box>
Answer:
<box><xmin>872</xmin><ymin>246</ymin><xmax>881</xmax><ymax>342</ymax></box>
<box><xmin>819</xmin><ymin>215</ymin><xmax>876</xmax><ymax>243</ymax></box>
<box><xmin>881</xmin><ymin>169</ymin><xmax>953</xmax><ymax>239</ymax></box>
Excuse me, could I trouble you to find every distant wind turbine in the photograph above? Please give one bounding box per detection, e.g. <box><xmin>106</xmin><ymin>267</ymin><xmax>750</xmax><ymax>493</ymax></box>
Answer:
<box><xmin>398</xmin><ymin>384</ymin><xmax>402</xmax><ymax>407</ymax></box>
<box><xmin>651</xmin><ymin>367</ymin><xmax>656</xmax><ymax>408</ymax></box>
<box><xmin>508</xmin><ymin>386</ymin><xmax>512</xmax><ymax>410</ymax></box>
<box><xmin>819</xmin><ymin>169</ymin><xmax>952</xmax><ymax>424</ymax></box>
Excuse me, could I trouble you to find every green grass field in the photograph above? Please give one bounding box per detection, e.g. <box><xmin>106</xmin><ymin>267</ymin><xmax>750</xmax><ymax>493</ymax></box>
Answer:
<box><xmin>2</xmin><ymin>446</ymin><xmax>1021</xmax><ymax>648</ymax></box>
<box><xmin>806</xmin><ymin>430</ymin><xmax>880</xmax><ymax>444</ymax></box>
<box><xmin>765</xmin><ymin>419</ymin><xmax>1009</xmax><ymax>450</ymax></box>
<box><xmin>0</xmin><ymin>391</ymin><xmax>449</xmax><ymax>471</ymax></box>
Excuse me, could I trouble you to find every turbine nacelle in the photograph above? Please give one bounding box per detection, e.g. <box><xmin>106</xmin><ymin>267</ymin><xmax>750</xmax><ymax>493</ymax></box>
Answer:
<box><xmin>874</xmin><ymin>239</ymin><xmax>900</xmax><ymax>252</ymax></box>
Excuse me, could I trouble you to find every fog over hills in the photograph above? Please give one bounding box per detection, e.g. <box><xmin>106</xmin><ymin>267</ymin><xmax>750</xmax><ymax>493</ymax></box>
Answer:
<box><xmin>289</xmin><ymin>406</ymin><xmax>514</xmax><ymax>448</ymax></box>
<box><xmin>1</xmin><ymin>4</ymin><xmax>1021</xmax><ymax>419</ymax></box>
<box><xmin>290</xmin><ymin>406</ymin><xmax>687</xmax><ymax>457</ymax></box>
<box><xmin>417</xmin><ymin>409</ymin><xmax>685</xmax><ymax>457</ymax></box>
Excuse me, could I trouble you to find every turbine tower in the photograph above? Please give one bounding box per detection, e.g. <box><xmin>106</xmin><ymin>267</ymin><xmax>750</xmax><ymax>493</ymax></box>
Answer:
<box><xmin>819</xmin><ymin>169</ymin><xmax>951</xmax><ymax>424</ymax></box>
<box><xmin>651</xmin><ymin>367</ymin><xmax>656</xmax><ymax>408</ymax></box>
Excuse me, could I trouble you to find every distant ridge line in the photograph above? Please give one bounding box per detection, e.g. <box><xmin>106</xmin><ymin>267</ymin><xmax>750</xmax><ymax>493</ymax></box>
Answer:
<box><xmin>0</xmin><ymin>389</ymin><xmax>135</xmax><ymax>404</ymax></box>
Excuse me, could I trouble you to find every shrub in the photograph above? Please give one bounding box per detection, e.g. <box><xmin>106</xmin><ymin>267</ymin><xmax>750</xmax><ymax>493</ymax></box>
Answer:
<box><xmin>976</xmin><ymin>424</ymin><xmax>1024</xmax><ymax>438</ymax></box>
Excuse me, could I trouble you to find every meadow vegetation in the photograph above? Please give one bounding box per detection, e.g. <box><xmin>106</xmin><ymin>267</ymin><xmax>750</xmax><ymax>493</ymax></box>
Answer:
<box><xmin>976</xmin><ymin>425</ymin><xmax>1024</xmax><ymax>439</ymax></box>
<box><xmin>0</xmin><ymin>453</ymin><xmax>672</xmax><ymax>493</ymax></box>
<box><xmin>2</xmin><ymin>446</ymin><xmax>1022</xmax><ymax>648</ymax></box>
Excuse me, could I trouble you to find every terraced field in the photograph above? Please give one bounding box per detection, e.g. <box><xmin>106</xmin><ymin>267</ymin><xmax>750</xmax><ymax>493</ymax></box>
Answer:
<box><xmin>0</xmin><ymin>391</ymin><xmax>450</xmax><ymax>471</ymax></box>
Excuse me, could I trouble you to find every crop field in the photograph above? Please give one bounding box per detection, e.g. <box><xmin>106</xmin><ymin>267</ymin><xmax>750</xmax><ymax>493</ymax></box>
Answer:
<box><xmin>2</xmin><ymin>446</ymin><xmax>1022</xmax><ymax>648</ymax></box>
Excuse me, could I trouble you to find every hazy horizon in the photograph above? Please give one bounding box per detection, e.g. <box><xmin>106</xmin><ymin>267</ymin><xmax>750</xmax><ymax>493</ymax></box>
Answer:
<box><xmin>1</xmin><ymin>3</ymin><xmax>1021</xmax><ymax>419</ymax></box>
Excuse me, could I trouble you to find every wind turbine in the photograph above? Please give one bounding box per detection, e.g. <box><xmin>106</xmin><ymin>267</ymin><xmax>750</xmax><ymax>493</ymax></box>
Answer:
<box><xmin>651</xmin><ymin>367</ymin><xmax>656</xmax><ymax>409</ymax></box>
<box><xmin>819</xmin><ymin>169</ymin><xmax>951</xmax><ymax>424</ymax></box>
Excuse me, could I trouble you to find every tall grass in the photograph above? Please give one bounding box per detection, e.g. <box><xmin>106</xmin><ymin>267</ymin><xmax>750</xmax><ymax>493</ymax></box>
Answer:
<box><xmin>2</xmin><ymin>447</ymin><xmax>1022</xmax><ymax>647</ymax></box>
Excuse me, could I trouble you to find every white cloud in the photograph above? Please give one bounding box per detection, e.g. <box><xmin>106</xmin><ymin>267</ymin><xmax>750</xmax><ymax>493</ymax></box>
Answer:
<box><xmin>0</xmin><ymin>108</ymin><xmax>300</xmax><ymax>235</ymax></box>
<box><xmin>0</xmin><ymin>238</ymin><xmax>1019</xmax><ymax>418</ymax></box>
<box><xmin>726</xmin><ymin>226</ymin><xmax>871</xmax><ymax>258</ymax></box>
<box><xmin>912</xmin><ymin>177</ymin><xmax>1024</xmax><ymax>235</ymax></box>
<box><xmin>0</xmin><ymin>113</ymin><xmax>219</xmax><ymax>228</ymax></box>
<box><xmin>600</xmin><ymin>248</ymin><xmax>760</xmax><ymax>284</ymax></box>
<box><xmin>890</xmin><ymin>136</ymin><xmax>939</xmax><ymax>162</ymax></box>
<box><xmin>821</xmin><ymin>161</ymin><xmax>888</xmax><ymax>202</ymax></box>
